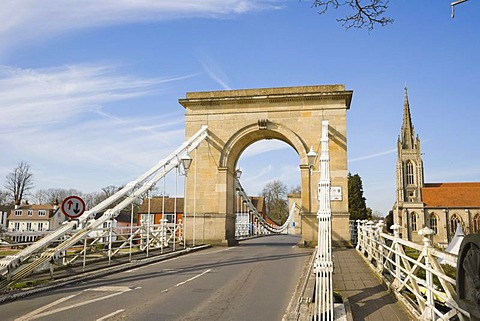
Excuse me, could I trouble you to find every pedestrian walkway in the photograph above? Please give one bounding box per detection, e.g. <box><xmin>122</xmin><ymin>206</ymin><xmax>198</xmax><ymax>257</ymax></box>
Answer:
<box><xmin>333</xmin><ymin>248</ymin><xmax>412</xmax><ymax>321</ymax></box>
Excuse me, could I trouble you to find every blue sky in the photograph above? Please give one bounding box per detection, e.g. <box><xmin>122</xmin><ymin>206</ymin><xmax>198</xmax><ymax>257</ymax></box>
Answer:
<box><xmin>0</xmin><ymin>1</ymin><xmax>479</xmax><ymax>215</ymax></box>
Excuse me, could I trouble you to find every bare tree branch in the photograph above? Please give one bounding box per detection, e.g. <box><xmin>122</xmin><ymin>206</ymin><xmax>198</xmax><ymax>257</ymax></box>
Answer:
<box><xmin>312</xmin><ymin>0</ymin><xmax>394</xmax><ymax>30</ymax></box>
<box><xmin>4</xmin><ymin>161</ymin><xmax>34</xmax><ymax>203</ymax></box>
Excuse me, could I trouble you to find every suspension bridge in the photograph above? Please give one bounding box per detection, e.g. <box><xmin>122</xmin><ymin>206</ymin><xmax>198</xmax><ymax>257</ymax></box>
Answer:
<box><xmin>0</xmin><ymin>85</ymin><xmax>474</xmax><ymax>320</ymax></box>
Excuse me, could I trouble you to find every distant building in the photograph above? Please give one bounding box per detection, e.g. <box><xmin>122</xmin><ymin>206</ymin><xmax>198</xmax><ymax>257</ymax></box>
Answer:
<box><xmin>88</xmin><ymin>210</ymin><xmax>137</xmax><ymax>241</ymax></box>
<box><xmin>7</xmin><ymin>200</ymin><xmax>65</xmax><ymax>243</ymax></box>
<box><xmin>137</xmin><ymin>196</ymin><xmax>184</xmax><ymax>226</ymax></box>
<box><xmin>137</xmin><ymin>196</ymin><xmax>266</xmax><ymax>235</ymax></box>
<box><xmin>288</xmin><ymin>193</ymin><xmax>302</xmax><ymax>235</ymax></box>
<box><xmin>235</xmin><ymin>196</ymin><xmax>266</xmax><ymax>237</ymax></box>
<box><xmin>0</xmin><ymin>205</ymin><xmax>12</xmax><ymax>231</ymax></box>
<box><xmin>394</xmin><ymin>88</ymin><xmax>480</xmax><ymax>247</ymax></box>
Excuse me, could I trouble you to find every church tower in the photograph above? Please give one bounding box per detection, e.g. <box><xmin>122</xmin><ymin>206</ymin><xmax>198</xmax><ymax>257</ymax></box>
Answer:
<box><xmin>396</xmin><ymin>87</ymin><xmax>424</xmax><ymax>206</ymax></box>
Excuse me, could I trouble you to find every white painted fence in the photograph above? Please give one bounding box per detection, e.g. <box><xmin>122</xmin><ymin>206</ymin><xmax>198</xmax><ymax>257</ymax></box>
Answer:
<box><xmin>355</xmin><ymin>220</ymin><xmax>471</xmax><ymax>320</ymax></box>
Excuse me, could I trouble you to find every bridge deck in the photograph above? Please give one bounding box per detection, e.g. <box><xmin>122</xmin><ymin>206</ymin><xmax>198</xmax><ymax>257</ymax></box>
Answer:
<box><xmin>333</xmin><ymin>248</ymin><xmax>412</xmax><ymax>321</ymax></box>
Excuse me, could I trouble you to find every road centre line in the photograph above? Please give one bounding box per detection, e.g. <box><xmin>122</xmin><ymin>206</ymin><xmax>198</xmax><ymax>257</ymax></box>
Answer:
<box><xmin>96</xmin><ymin>309</ymin><xmax>125</xmax><ymax>321</ymax></box>
<box><xmin>125</xmin><ymin>247</ymin><xmax>233</xmax><ymax>273</ymax></box>
<box><xmin>175</xmin><ymin>269</ymin><xmax>211</xmax><ymax>287</ymax></box>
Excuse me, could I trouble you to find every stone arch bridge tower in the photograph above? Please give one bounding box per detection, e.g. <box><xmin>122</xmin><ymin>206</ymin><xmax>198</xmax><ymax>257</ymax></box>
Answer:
<box><xmin>178</xmin><ymin>85</ymin><xmax>352</xmax><ymax>246</ymax></box>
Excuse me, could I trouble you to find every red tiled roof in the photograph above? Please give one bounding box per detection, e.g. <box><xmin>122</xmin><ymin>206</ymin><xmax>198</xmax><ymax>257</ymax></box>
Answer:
<box><xmin>422</xmin><ymin>182</ymin><xmax>480</xmax><ymax>207</ymax></box>
<box><xmin>138</xmin><ymin>197</ymin><xmax>184</xmax><ymax>214</ymax></box>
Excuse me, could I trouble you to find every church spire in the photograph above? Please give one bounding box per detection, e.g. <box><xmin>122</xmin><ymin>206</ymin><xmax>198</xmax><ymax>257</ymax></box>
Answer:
<box><xmin>401</xmin><ymin>86</ymin><xmax>416</xmax><ymax>149</ymax></box>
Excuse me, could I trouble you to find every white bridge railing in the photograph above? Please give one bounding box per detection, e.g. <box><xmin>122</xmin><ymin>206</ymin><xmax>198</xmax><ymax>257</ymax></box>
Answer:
<box><xmin>235</xmin><ymin>179</ymin><xmax>298</xmax><ymax>235</ymax></box>
<box><xmin>356</xmin><ymin>220</ymin><xmax>470</xmax><ymax>320</ymax></box>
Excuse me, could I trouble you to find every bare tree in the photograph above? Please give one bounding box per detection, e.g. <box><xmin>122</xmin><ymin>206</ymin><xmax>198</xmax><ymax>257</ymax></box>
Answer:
<box><xmin>261</xmin><ymin>180</ymin><xmax>289</xmax><ymax>224</ymax></box>
<box><xmin>312</xmin><ymin>0</ymin><xmax>394</xmax><ymax>30</ymax></box>
<box><xmin>289</xmin><ymin>185</ymin><xmax>302</xmax><ymax>194</ymax></box>
<box><xmin>33</xmin><ymin>188</ymin><xmax>84</xmax><ymax>205</ymax></box>
<box><xmin>0</xmin><ymin>189</ymin><xmax>10</xmax><ymax>205</ymax></box>
<box><xmin>4</xmin><ymin>161</ymin><xmax>34</xmax><ymax>203</ymax></box>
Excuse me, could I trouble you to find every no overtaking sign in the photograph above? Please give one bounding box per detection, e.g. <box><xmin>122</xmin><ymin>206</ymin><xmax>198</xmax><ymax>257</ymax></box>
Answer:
<box><xmin>61</xmin><ymin>196</ymin><xmax>86</xmax><ymax>219</ymax></box>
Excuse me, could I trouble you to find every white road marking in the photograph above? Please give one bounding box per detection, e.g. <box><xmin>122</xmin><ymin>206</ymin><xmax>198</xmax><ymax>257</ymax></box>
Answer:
<box><xmin>14</xmin><ymin>294</ymin><xmax>78</xmax><ymax>321</ymax></box>
<box><xmin>175</xmin><ymin>269</ymin><xmax>211</xmax><ymax>287</ymax></box>
<box><xmin>96</xmin><ymin>309</ymin><xmax>125</xmax><ymax>321</ymax></box>
<box><xmin>15</xmin><ymin>286</ymin><xmax>138</xmax><ymax>321</ymax></box>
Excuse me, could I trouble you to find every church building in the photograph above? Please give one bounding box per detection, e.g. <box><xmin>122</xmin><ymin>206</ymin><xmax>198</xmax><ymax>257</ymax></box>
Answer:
<box><xmin>394</xmin><ymin>88</ymin><xmax>480</xmax><ymax>247</ymax></box>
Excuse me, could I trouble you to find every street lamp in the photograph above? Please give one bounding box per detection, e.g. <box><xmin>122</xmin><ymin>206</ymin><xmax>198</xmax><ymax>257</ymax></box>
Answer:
<box><xmin>235</xmin><ymin>168</ymin><xmax>242</xmax><ymax>179</ymax></box>
<box><xmin>180</xmin><ymin>154</ymin><xmax>192</xmax><ymax>248</ymax></box>
<box><xmin>180</xmin><ymin>154</ymin><xmax>192</xmax><ymax>173</ymax></box>
<box><xmin>307</xmin><ymin>146</ymin><xmax>317</xmax><ymax>170</ymax></box>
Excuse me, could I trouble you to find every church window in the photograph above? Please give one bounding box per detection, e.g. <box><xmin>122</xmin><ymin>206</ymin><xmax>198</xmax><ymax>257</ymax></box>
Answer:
<box><xmin>429</xmin><ymin>213</ymin><xmax>438</xmax><ymax>234</ymax></box>
<box><xmin>411</xmin><ymin>212</ymin><xmax>417</xmax><ymax>231</ymax></box>
<box><xmin>473</xmin><ymin>214</ymin><xmax>480</xmax><ymax>233</ymax></box>
<box><xmin>450</xmin><ymin>214</ymin><xmax>462</xmax><ymax>234</ymax></box>
<box><xmin>406</xmin><ymin>161</ymin><xmax>415</xmax><ymax>185</ymax></box>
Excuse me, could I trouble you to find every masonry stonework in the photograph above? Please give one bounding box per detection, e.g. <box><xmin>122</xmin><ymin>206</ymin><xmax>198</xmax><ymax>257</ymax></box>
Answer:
<box><xmin>179</xmin><ymin>85</ymin><xmax>352</xmax><ymax>246</ymax></box>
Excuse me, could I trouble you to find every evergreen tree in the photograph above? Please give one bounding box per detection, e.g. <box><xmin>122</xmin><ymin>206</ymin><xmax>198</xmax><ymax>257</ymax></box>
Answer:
<box><xmin>348</xmin><ymin>173</ymin><xmax>369</xmax><ymax>220</ymax></box>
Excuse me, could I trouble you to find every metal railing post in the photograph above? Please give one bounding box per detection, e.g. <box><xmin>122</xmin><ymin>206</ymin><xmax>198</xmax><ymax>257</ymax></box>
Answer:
<box><xmin>419</xmin><ymin>227</ymin><xmax>435</xmax><ymax>320</ymax></box>
<box><xmin>390</xmin><ymin>224</ymin><xmax>402</xmax><ymax>289</ymax></box>
<box><xmin>375</xmin><ymin>221</ymin><xmax>385</xmax><ymax>273</ymax></box>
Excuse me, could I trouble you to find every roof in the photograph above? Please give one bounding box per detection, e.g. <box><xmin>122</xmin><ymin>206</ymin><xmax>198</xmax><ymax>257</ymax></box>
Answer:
<box><xmin>235</xmin><ymin>196</ymin><xmax>265</xmax><ymax>215</ymax></box>
<box><xmin>94</xmin><ymin>210</ymin><xmax>137</xmax><ymax>223</ymax></box>
<box><xmin>8</xmin><ymin>203</ymin><xmax>59</xmax><ymax>220</ymax></box>
<box><xmin>138</xmin><ymin>197</ymin><xmax>184</xmax><ymax>214</ymax></box>
<box><xmin>422</xmin><ymin>182</ymin><xmax>480</xmax><ymax>207</ymax></box>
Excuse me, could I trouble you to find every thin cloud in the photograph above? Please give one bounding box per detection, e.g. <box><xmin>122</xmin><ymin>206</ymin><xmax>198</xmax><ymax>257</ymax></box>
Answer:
<box><xmin>0</xmin><ymin>64</ymin><xmax>192</xmax><ymax>129</ymax></box>
<box><xmin>0</xmin><ymin>63</ymin><xmax>191</xmax><ymax>191</ymax></box>
<box><xmin>0</xmin><ymin>1</ymin><xmax>284</xmax><ymax>56</ymax></box>
<box><xmin>241</xmin><ymin>140</ymin><xmax>291</xmax><ymax>158</ymax></box>
<box><xmin>348</xmin><ymin>148</ymin><xmax>397</xmax><ymax>163</ymax></box>
<box><xmin>200</xmin><ymin>59</ymin><xmax>232</xmax><ymax>90</ymax></box>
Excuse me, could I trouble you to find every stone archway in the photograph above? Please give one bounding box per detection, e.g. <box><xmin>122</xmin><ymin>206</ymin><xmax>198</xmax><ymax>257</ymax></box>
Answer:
<box><xmin>179</xmin><ymin>85</ymin><xmax>352</xmax><ymax>246</ymax></box>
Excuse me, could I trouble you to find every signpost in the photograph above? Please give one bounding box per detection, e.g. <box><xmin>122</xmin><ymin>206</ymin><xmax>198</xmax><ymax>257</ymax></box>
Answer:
<box><xmin>61</xmin><ymin>196</ymin><xmax>86</xmax><ymax>219</ymax></box>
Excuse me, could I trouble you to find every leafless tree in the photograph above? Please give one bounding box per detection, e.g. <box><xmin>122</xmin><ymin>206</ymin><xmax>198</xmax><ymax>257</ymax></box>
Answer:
<box><xmin>33</xmin><ymin>188</ymin><xmax>84</xmax><ymax>205</ymax></box>
<box><xmin>289</xmin><ymin>185</ymin><xmax>302</xmax><ymax>194</ymax></box>
<box><xmin>0</xmin><ymin>189</ymin><xmax>10</xmax><ymax>205</ymax></box>
<box><xmin>312</xmin><ymin>0</ymin><xmax>394</xmax><ymax>30</ymax></box>
<box><xmin>261</xmin><ymin>180</ymin><xmax>289</xmax><ymax>224</ymax></box>
<box><xmin>4</xmin><ymin>161</ymin><xmax>34</xmax><ymax>203</ymax></box>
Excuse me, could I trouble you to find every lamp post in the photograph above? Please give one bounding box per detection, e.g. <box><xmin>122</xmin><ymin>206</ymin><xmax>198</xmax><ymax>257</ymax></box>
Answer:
<box><xmin>235</xmin><ymin>168</ymin><xmax>242</xmax><ymax>180</ymax></box>
<box><xmin>307</xmin><ymin>146</ymin><xmax>317</xmax><ymax>170</ymax></box>
<box><xmin>235</xmin><ymin>168</ymin><xmax>242</xmax><ymax>238</ymax></box>
<box><xmin>309</xmin><ymin>121</ymin><xmax>334</xmax><ymax>321</ymax></box>
<box><xmin>180</xmin><ymin>154</ymin><xmax>192</xmax><ymax>248</ymax></box>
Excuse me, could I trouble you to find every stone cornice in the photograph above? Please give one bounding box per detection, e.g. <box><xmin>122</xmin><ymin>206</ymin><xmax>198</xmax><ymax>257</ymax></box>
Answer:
<box><xmin>179</xmin><ymin>85</ymin><xmax>353</xmax><ymax>110</ymax></box>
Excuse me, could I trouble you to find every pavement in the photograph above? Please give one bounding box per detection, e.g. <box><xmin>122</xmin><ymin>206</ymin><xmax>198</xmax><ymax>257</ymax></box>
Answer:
<box><xmin>333</xmin><ymin>247</ymin><xmax>413</xmax><ymax>321</ymax></box>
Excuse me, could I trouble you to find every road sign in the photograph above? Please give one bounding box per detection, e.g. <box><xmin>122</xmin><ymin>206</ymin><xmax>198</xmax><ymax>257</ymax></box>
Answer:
<box><xmin>61</xmin><ymin>196</ymin><xmax>86</xmax><ymax>219</ymax></box>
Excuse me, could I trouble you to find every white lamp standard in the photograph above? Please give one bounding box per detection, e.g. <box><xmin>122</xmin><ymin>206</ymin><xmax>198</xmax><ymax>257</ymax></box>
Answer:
<box><xmin>180</xmin><ymin>154</ymin><xmax>192</xmax><ymax>248</ymax></box>
<box><xmin>235</xmin><ymin>168</ymin><xmax>242</xmax><ymax>180</ymax></box>
<box><xmin>235</xmin><ymin>168</ymin><xmax>242</xmax><ymax>238</ymax></box>
<box><xmin>308</xmin><ymin>121</ymin><xmax>334</xmax><ymax>321</ymax></box>
<box><xmin>307</xmin><ymin>146</ymin><xmax>317</xmax><ymax>170</ymax></box>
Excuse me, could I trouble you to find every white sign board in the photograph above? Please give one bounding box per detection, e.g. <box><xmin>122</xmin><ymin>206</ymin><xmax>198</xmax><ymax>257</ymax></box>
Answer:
<box><xmin>330</xmin><ymin>186</ymin><xmax>342</xmax><ymax>201</ymax></box>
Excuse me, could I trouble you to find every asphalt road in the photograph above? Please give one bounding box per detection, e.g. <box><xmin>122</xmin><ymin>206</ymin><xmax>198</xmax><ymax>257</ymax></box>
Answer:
<box><xmin>2</xmin><ymin>235</ymin><xmax>312</xmax><ymax>321</ymax></box>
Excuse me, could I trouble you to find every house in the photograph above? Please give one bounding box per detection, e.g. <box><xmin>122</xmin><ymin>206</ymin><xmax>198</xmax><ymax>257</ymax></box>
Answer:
<box><xmin>235</xmin><ymin>196</ymin><xmax>267</xmax><ymax>236</ymax></box>
<box><xmin>87</xmin><ymin>210</ymin><xmax>138</xmax><ymax>241</ymax></box>
<box><xmin>393</xmin><ymin>88</ymin><xmax>480</xmax><ymax>247</ymax></box>
<box><xmin>7</xmin><ymin>200</ymin><xmax>65</xmax><ymax>243</ymax></box>
<box><xmin>137</xmin><ymin>196</ymin><xmax>184</xmax><ymax>226</ymax></box>
<box><xmin>0</xmin><ymin>205</ymin><xmax>13</xmax><ymax>231</ymax></box>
